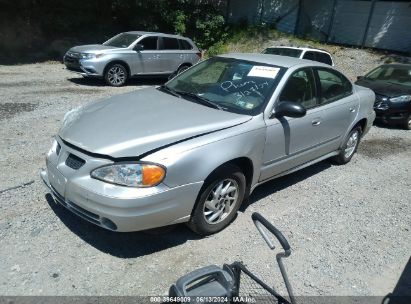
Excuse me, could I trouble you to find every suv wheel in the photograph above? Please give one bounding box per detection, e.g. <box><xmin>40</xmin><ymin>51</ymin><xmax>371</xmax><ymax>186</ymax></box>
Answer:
<box><xmin>188</xmin><ymin>164</ymin><xmax>246</xmax><ymax>235</ymax></box>
<box><xmin>105</xmin><ymin>63</ymin><xmax>128</xmax><ymax>87</ymax></box>
<box><xmin>177</xmin><ymin>65</ymin><xmax>190</xmax><ymax>75</ymax></box>
<box><xmin>333</xmin><ymin>126</ymin><xmax>362</xmax><ymax>165</ymax></box>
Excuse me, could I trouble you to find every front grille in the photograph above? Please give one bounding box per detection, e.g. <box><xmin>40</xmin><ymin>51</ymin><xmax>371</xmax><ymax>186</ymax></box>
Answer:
<box><xmin>65</xmin><ymin>153</ymin><xmax>85</xmax><ymax>170</ymax></box>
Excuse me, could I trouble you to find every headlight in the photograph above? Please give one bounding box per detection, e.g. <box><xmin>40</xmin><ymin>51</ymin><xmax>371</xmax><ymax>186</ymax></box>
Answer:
<box><xmin>91</xmin><ymin>162</ymin><xmax>166</xmax><ymax>188</ymax></box>
<box><xmin>48</xmin><ymin>138</ymin><xmax>58</xmax><ymax>157</ymax></box>
<box><xmin>390</xmin><ymin>95</ymin><xmax>411</xmax><ymax>103</ymax></box>
<box><xmin>80</xmin><ymin>53</ymin><xmax>96</xmax><ymax>59</ymax></box>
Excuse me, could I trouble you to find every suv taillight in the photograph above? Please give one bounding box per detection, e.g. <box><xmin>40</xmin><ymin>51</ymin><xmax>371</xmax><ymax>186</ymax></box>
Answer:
<box><xmin>196</xmin><ymin>51</ymin><xmax>202</xmax><ymax>60</ymax></box>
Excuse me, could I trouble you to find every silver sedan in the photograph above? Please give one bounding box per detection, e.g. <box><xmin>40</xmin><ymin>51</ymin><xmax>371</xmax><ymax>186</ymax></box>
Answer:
<box><xmin>41</xmin><ymin>53</ymin><xmax>376</xmax><ymax>235</ymax></box>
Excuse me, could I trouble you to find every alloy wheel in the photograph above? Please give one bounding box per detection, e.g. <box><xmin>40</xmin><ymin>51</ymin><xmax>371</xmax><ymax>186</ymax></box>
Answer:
<box><xmin>107</xmin><ymin>66</ymin><xmax>126</xmax><ymax>86</ymax></box>
<box><xmin>203</xmin><ymin>178</ymin><xmax>239</xmax><ymax>225</ymax></box>
<box><xmin>344</xmin><ymin>130</ymin><xmax>359</xmax><ymax>159</ymax></box>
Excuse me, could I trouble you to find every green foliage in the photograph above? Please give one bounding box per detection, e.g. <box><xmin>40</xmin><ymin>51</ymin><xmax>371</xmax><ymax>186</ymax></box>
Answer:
<box><xmin>206</xmin><ymin>41</ymin><xmax>228</xmax><ymax>57</ymax></box>
<box><xmin>0</xmin><ymin>0</ymin><xmax>229</xmax><ymax>62</ymax></box>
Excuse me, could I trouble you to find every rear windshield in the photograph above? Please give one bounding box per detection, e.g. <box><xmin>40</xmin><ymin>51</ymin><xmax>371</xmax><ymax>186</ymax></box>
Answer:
<box><xmin>263</xmin><ymin>47</ymin><xmax>303</xmax><ymax>58</ymax></box>
<box><xmin>103</xmin><ymin>33</ymin><xmax>141</xmax><ymax>48</ymax></box>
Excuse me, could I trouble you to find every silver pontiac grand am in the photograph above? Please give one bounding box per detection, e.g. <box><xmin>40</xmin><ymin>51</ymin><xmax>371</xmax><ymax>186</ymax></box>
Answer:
<box><xmin>41</xmin><ymin>54</ymin><xmax>376</xmax><ymax>235</ymax></box>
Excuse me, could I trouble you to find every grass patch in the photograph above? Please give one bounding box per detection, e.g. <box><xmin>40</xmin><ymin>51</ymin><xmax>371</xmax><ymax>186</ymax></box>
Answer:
<box><xmin>204</xmin><ymin>26</ymin><xmax>328</xmax><ymax>57</ymax></box>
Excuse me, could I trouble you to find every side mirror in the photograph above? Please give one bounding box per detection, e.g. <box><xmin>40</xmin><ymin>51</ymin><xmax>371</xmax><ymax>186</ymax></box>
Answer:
<box><xmin>272</xmin><ymin>101</ymin><xmax>306</xmax><ymax>118</ymax></box>
<box><xmin>357</xmin><ymin>76</ymin><xmax>364</xmax><ymax>81</ymax></box>
<box><xmin>134</xmin><ymin>44</ymin><xmax>144</xmax><ymax>52</ymax></box>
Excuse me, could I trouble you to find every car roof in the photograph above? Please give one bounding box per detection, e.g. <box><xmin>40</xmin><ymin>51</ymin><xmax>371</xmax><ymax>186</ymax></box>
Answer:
<box><xmin>265</xmin><ymin>46</ymin><xmax>331</xmax><ymax>55</ymax></box>
<box><xmin>124</xmin><ymin>31</ymin><xmax>188</xmax><ymax>39</ymax></box>
<box><xmin>218</xmin><ymin>53</ymin><xmax>331</xmax><ymax>68</ymax></box>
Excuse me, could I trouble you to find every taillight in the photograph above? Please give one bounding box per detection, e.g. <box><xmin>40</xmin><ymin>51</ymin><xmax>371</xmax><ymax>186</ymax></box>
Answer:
<box><xmin>196</xmin><ymin>51</ymin><xmax>202</xmax><ymax>59</ymax></box>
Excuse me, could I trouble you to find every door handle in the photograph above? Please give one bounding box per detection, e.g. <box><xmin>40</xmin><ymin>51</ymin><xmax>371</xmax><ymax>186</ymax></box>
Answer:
<box><xmin>349</xmin><ymin>107</ymin><xmax>356</xmax><ymax>113</ymax></box>
<box><xmin>312</xmin><ymin>119</ymin><xmax>321</xmax><ymax>126</ymax></box>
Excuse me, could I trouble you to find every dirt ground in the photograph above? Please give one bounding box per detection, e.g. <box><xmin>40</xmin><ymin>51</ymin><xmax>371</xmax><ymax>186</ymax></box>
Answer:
<box><xmin>0</xmin><ymin>61</ymin><xmax>410</xmax><ymax>299</ymax></box>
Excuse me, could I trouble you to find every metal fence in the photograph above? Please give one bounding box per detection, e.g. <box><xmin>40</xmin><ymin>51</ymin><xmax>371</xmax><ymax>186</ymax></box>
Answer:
<box><xmin>226</xmin><ymin>0</ymin><xmax>411</xmax><ymax>53</ymax></box>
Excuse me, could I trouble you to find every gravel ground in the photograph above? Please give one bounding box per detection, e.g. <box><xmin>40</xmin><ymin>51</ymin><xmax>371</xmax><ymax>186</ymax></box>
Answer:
<box><xmin>0</xmin><ymin>58</ymin><xmax>410</xmax><ymax>298</ymax></box>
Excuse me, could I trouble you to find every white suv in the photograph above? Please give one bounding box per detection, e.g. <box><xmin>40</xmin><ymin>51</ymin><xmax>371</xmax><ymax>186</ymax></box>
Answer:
<box><xmin>263</xmin><ymin>46</ymin><xmax>334</xmax><ymax>66</ymax></box>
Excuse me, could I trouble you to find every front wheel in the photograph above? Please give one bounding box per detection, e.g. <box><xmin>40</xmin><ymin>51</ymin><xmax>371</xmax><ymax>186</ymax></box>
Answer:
<box><xmin>332</xmin><ymin>126</ymin><xmax>362</xmax><ymax>165</ymax></box>
<box><xmin>403</xmin><ymin>114</ymin><xmax>411</xmax><ymax>130</ymax></box>
<box><xmin>188</xmin><ymin>164</ymin><xmax>246</xmax><ymax>235</ymax></box>
<box><xmin>104</xmin><ymin>63</ymin><xmax>128</xmax><ymax>87</ymax></box>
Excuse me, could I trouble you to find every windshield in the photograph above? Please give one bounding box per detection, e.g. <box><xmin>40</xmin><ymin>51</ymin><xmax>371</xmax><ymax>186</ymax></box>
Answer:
<box><xmin>365</xmin><ymin>65</ymin><xmax>411</xmax><ymax>88</ymax></box>
<box><xmin>165</xmin><ymin>57</ymin><xmax>285</xmax><ymax>115</ymax></box>
<box><xmin>263</xmin><ymin>47</ymin><xmax>303</xmax><ymax>58</ymax></box>
<box><xmin>103</xmin><ymin>33</ymin><xmax>141</xmax><ymax>48</ymax></box>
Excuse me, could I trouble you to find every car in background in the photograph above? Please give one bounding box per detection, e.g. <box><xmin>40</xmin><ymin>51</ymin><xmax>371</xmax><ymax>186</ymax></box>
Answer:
<box><xmin>41</xmin><ymin>54</ymin><xmax>375</xmax><ymax>235</ymax></box>
<box><xmin>63</xmin><ymin>31</ymin><xmax>201</xmax><ymax>86</ymax></box>
<box><xmin>356</xmin><ymin>64</ymin><xmax>411</xmax><ymax>130</ymax></box>
<box><xmin>263</xmin><ymin>46</ymin><xmax>334</xmax><ymax>66</ymax></box>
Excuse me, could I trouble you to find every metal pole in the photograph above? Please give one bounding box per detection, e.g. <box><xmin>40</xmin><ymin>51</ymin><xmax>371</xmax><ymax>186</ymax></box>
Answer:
<box><xmin>294</xmin><ymin>0</ymin><xmax>303</xmax><ymax>36</ymax></box>
<box><xmin>327</xmin><ymin>0</ymin><xmax>337</xmax><ymax>43</ymax></box>
<box><xmin>225</xmin><ymin>0</ymin><xmax>232</xmax><ymax>25</ymax></box>
<box><xmin>260</xmin><ymin>0</ymin><xmax>265</xmax><ymax>25</ymax></box>
<box><xmin>362</xmin><ymin>0</ymin><xmax>377</xmax><ymax>47</ymax></box>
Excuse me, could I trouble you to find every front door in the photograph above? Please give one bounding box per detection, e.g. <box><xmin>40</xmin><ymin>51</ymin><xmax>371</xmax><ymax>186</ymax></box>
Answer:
<box><xmin>260</xmin><ymin>68</ymin><xmax>325</xmax><ymax>181</ymax></box>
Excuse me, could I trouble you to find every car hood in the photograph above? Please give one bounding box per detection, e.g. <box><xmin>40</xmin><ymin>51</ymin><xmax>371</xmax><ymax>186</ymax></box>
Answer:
<box><xmin>59</xmin><ymin>88</ymin><xmax>252</xmax><ymax>158</ymax></box>
<box><xmin>355</xmin><ymin>79</ymin><xmax>411</xmax><ymax>97</ymax></box>
<box><xmin>69</xmin><ymin>44</ymin><xmax>122</xmax><ymax>53</ymax></box>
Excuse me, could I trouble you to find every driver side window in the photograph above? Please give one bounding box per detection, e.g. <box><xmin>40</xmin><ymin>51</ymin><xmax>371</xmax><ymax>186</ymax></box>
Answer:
<box><xmin>279</xmin><ymin>68</ymin><xmax>317</xmax><ymax>109</ymax></box>
<box><xmin>138</xmin><ymin>36</ymin><xmax>158</xmax><ymax>50</ymax></box>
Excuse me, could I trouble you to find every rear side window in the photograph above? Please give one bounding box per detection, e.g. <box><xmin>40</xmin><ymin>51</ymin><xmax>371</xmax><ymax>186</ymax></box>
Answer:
<box><xmin>179</xmin><ymin>39</ymin><xmax>193</xmax><ymax>50</ymax></box>
<box><xmin>138</xmin><ymin>36</ymin><xmax>158</xmax><ymax>50</ymax></box>
<box><xmin>163</xmin><ymin>37</ymin><xmax>179</xmax><ymax>50</ymax></box>
<box><xmin>316</xmin><ymin>68</ymin><xmax>352</xmax><ymax>104</ymax></box>
<box><xmin>263</xmin><ymin>48</ymin><xmax>303</xmax><ymax>58</ymax></box>
<box><xmin>303</xmin><ymin>51</ymin><xmax>316</xmax><ymax>61</ymax></box>
<box><xmin>316</xmin><ymin>52</ymin><xmax>333</xmax><ymax>65</ymax></box>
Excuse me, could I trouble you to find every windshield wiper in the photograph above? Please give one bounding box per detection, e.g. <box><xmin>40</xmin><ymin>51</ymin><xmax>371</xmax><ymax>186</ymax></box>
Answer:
<box><xmin>158</xmin><ymin>85</ymin><xmax>181</xmax><ymax>98</ymax></box>
<box><xmin>174</xmin><ymin>90</ymin><xmax>224</xmax><ymax>110</ymax></box>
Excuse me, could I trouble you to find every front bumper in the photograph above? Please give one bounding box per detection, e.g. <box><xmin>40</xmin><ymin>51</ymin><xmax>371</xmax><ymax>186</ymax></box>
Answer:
<box><xmin>374</xmin><ymin>100</ymin><xmax>411</xmax><ymax>124</ymax></box>
<box><xmin>63</xmin><ymin>55</ymin><xmax>105</xmax><ymax>77</ymax></box>
<box><xmin>41</xmin><ymin>139</ymin><xmax>203</xmax><ymax>232</ymax></box>
<box><xmin>375</xmin><ymin>109</ymin><xmax>410</xmax><ymax>124</ymax></box>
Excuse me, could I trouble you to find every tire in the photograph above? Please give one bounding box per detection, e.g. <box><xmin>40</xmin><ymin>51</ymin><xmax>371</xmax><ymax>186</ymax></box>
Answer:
<box><xmin>104</xmin><ymin>63</ymin><xmax>128</xmax><ymax>87</ymax></box>
<box><xmin>188</xmin><ymin>164</ymin><xmax>246</xmax><ymax>236</ymax></box>
<box><xmin>177</xmin><ymin>64</ymin><xmax>190</xmax><ymax>75</ymax></box>
<box><xmin>332</xmin><ymin>126</ymin><xmax>362</xmax><ymax>165</ymax></box>
<box><xmin>403</xmin><ymin>114</ymin><xmax>411</xmax><ymax>130</ymax></box>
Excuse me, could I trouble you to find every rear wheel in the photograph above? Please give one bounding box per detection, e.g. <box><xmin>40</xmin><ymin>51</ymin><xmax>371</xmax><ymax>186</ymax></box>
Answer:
<box><xmin>104</xmin><ymin>63</ymin><xmax>128</xmax><ymax>87</ymax></box>
<box><xmin>177</xmin><ymin>64</ymin><xmax>190</xmax><ymax>75</ymax></box>
<box><xmin>332</xmin><ymin>126</ymin><xmax>362</xmax><ymax>165</ymax></box>
<box><xmin>188</xmin><ymin>164</ymin><xmax>245</xmax><ymax>235</ymax></box>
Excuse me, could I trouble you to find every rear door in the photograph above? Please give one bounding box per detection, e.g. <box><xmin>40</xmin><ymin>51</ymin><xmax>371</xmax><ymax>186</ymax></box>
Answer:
<box><xmin>313</xmin><ymin>67</ymin><xmax>359</xmax><ymax>151</ymax></box>
<box><xmin>179</xmin><ymin>38</ymin><xmax>201</xmax><ymax>66</ymax></box>
<box><xmin>158</xmin><ymin>37</ymin><xmax>184</xmax><ymax>73</ymax></box>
